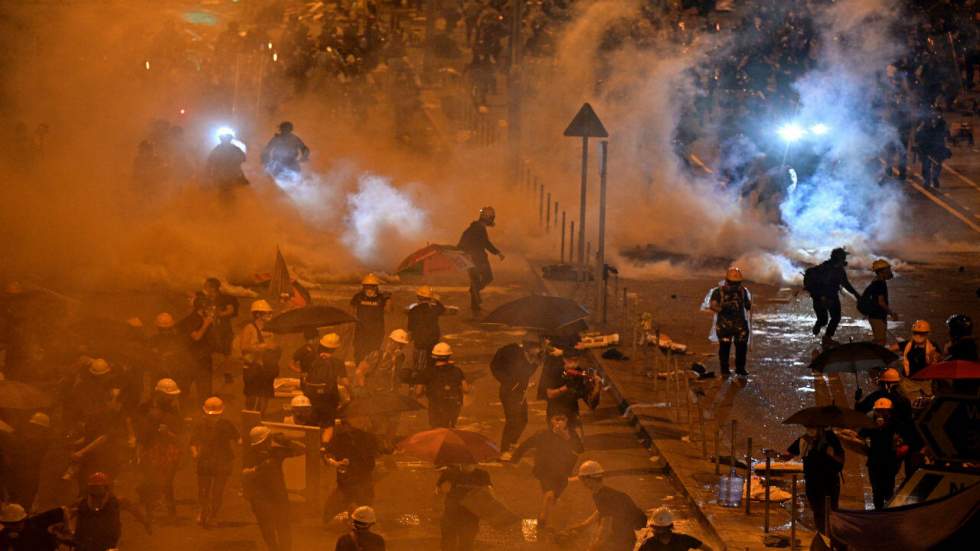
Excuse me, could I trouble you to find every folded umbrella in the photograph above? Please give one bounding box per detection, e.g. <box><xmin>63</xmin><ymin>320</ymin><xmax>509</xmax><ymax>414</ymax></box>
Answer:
<box><xmin>783</xmin><ymin>405</ymin><xmax>874</xmax><ymax>429</ymax></box>
<box><xmin>0</xmin><ymin>379</ymin><xmax>53</xmax><ymax>410</ymax></box>
<box><xmin>397</xmin><ymin>428</ymin><xmax>499</xmax><ymax>465</ymax></box>
<box><xmin>807</xmin><ymin>342</ymin><xmax>898</xmax><ymax>374</ymax></box>
<box><xmin>397</xmin><ymin>244</ymin><xmax>473</xmax><ymax>276</ymax></box>
<box><xmin>482</xmin><ymin>295</ymin><xmax>589</xmax><ymax>333</ymax></box>
<box><xmin>341</xmin><ymin>394</ymin><xmax>424</xmax><ymax>418</ymax></box>
<box><xmin>911</xmin><ymin>360</ymin><xmax>980</xmax><ymax>380</ymax></box>
<box><xmin>265</xmin><ymin>305</ymin><xmax>357</xmax><ymax>334</ymax></box>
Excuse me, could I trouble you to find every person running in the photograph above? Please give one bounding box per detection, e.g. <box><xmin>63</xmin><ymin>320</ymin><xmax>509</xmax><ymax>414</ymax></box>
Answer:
<box><xmin>540</xmin><ymin>348</ymin><xmax>600</xmax><ymax>439</ymax></box>
<box><xmin>565</xmin><ymin>461</ymin><xmax>647</xmax><ymax>551</ymax></box>
<box><xmin>189</xmin><ymin>396</ymin><xmax>240</xmax><ymax>528</ymax></box>
<box><xmin>492</xmin><ymin>340</ymin><xmax>540</xmax><ymax>459</ymax></box>
<box><xmin>781</xmin><ymin>425</ymin><xmax>844</xmax><ymax>532</ymax></box>
<box><xmin>804</xmin><ymin>248</ymin><xmax>860</xmax><ymax>347</ymax></box>
<box><xmin>457</xmin><ymin>206</ymin><xmax>504</xmax><ymax>315</ymax></box>
<box><xmin>859</xmin><ymin>260</ymin><xmax>898</xmax><ymax>345</ymax></box>
<box><xmin>334</xmin><ymin>506</ymin><xmax>386</xmax><ymax>551</ymax></box>
<box><xmin>707</xmin><ymin>267</ymin><xmax>751</xmax><ymax>377</ymax></box>
<box><xmin>303</xmin><ymin>333</ymin><xmax>350</xmax><ymax>442</ymax></box>
<box><xmin>509</xmin><ymin>413</ymin><xmax>583</xmax><ymax>535</ymax></box>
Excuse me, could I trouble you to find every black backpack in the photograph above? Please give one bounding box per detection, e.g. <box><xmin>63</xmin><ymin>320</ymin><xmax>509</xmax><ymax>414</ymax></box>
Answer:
<box><xmin>803</xmin><ymin>262</ymin><xmax>833</xmax><ymax>296</ymax></box>
<box><xmin>857</xmin><ymin>285</ymin><xmax>876</xmax><ymax>316</ymax></box>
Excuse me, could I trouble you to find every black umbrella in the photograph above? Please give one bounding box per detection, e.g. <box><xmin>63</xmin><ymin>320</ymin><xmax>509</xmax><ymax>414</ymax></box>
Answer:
<box><xmin>482</xmin><ymin>295</ymin><xmax>589</xmax><ymax>333</ymax></box>
<box><xmin>783</xmin><ymin>405</ymin><xmax>874</xmax><ymax>429</ymax></box>
<box><xmin>265</xmin><ymin>305</ymin><xmax>357</xmax><ymax>334</ymax></box>
<box><xmin>341</xmin><ymin>394</ymin><xmax>424</xmax><ymax>418</ymax></box>
<box><xmin>489</xmin><ymin>343</ymin><xmax>538</xmax><ymax>384</ymax></box>
<box><xmin>0</xmin><ymin>380</ymin><xmax>53</xmax><ymax>410</ymax></box>
<box><xmin>807</xmin><ymin>342</ymin><xmax>898</xmax><ymax>374</ymax></box>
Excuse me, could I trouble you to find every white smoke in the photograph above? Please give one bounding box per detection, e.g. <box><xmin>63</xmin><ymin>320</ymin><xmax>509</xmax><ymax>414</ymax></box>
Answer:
<box><xmin>342</xmin><ymin>174</ymin><xmax>428</xmax><ymax>263</ymax></box>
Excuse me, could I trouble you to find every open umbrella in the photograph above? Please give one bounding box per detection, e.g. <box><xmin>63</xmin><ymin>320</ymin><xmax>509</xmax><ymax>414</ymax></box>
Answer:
<box><xmin>482</xmin><ymin>295</ymin><xmax>589</xmax><ymax>333</ymax></box>
<box><xmin>911</xmin><ymin>360</ymin><xmax>980</xmax><ymax>380</ymax></box>
<box><xmin>397</xmin><ymin>244</ymin><xmax>473</xmax><ymax>276</ymax></box>
<box><xmin>341</xmin><ymin>394</ymin><xmax>424</xmax><ymax>418</ymax></box>
<box><xmin>783</xmin><ymin>405</ymin><xmax>874</xmax><ymax>429</ymax></box>
<box><xmin>397</xmin><ymin>428</ymin><xmax>499</xmax><ymax>465</ymax></box>
<box><xmin>808</xmin><ymin>342</ymin><xmax>899</xmax><ymax>374</ymax></box>
<box><xmin>265</xmin><ymin>305</ymin><xmax>357</xmax><ymax>334</ymax></box>
<box><xmin>0</xmin><ymin>379</ymin><xmax>53</xmax><ymax>409</ymax></box>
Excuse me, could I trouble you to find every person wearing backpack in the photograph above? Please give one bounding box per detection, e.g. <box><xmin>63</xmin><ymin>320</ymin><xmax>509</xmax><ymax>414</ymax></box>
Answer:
<box><xmin>804</xmin><ymin>248</ymin><xmax>860</xmax><ymax>347</ymax></box>
<box><xmin>240</xmin><ymin>300</ymin><xmax>281</xmax><ymax>414</ymax></box>
<box><xmin>708</xmin><ymin>267</ymin><xmax>752</xmax><ymax>377</ymax></box>
<box><xmin>860</xmin><ymin>260</ymin><xmax>898</xmax><ymax>345</ymax></box>
<box><xmin>304</xmin><ymin>333</ymin><xmax>351</xmax><ymax>442</ymax></box>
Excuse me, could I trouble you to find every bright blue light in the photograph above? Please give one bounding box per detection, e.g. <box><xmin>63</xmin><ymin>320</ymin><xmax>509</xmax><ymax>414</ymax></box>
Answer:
<box><xmin>810</xmin><ymin>123</ymin><xmax>830</xmax><ymax>136</ymax></box>
<box><xmin>778</xmin><ymin>123</ymin><xmax>807</xmax><ymax>143</ymax></box>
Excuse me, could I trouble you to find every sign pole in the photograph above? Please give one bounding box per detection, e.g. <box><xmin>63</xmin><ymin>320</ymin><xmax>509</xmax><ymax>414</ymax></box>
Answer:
<box><xmin>563</xmin><ymin>102</ymin><xmax>608</xmax><ymax>280</ymax></box>
<box><xmin>578</xmin><ymin>135</ymin><xmax>588</xmax><ymax>272</ymax></box>
<box><xmin>597</xmin><ymin>140</ymin><xmax>608</xmax><ymax>323</ymax></box>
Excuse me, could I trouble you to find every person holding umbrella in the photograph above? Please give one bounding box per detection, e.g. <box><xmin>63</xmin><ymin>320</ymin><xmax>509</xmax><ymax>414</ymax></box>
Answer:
<box><xmin>859</xmin><ymin>398</ymin><xmax>904</xmax><ymax>509</ymax></box>
<box><xmin>240</xmin><ymin>300</ymin><xmax>282</xmax><ymax>414</ymax></box>
<box><xmin>437</xmin><ymin>461</ymin><xmax>492</xmax><ymax>551</ymax></box>
<box><xmin>350</xmin><ymin>274</ymin><xmax>392</xmax><ymax>363</ymax></box>
<box><xmin>492</xmin><ymin>340</ymin><xmax>540</xmax><ymax>460</ymax></box>
<box><xmin>781</xmin><ymin>424</ymin><xmax>844</xmax><ymax>532</ymax></box>
<box><xmin>288</xmin><ymin>328</ymin><xmax>320</xmax><ymax>375</ymax></box>
<box><xmin>415</xmin><ymin>343</ymin><xmax>470</xmax><ymax>428</ymax></box>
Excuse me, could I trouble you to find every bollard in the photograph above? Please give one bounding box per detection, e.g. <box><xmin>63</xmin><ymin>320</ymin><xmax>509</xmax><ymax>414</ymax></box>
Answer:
<box><xmin>554</xmin><ymin>202</ymin><xmax>559</xmax><ymax>234</ymax></box>
<box><xmin>764</xmin><ymin>451</ymin><xmax>772</xmax><ymax>532</ymax></box>
<box><xmin>791</xmin><ymin>474</ymin><xmax>798</xmax><ymax>550</ymax></box>
<box><xmin>569</xmin><ymin>221</ymin><xmax>575</xmax><ymax>265</ymax></box>
<box><xmin>546</xmin><ymin>192</ymin><xmax>551</xmax><ymax>232</ymax></box>
<box><xmin>745</xmin><ymin>437</ymin><xmax>752</xmax><ymax>514</ymax></box>
<box><xmin>729</xmin><ymin>420</ymin><xmax>736</xmax><ymax>475</ymax></box>
<box><xmin>714</xmin><ymin>426</ymin><xmax>721</xmax><ymax>475</ymax></box>
<box><xmin>539</xmin><ymin>184</ymin><xmax>544</xmax><ymax>226</ymax></box>
<box><xmin>560</xmin><ymin>211</ymin><xmax>566</xmax><ymax>263</ymax></box>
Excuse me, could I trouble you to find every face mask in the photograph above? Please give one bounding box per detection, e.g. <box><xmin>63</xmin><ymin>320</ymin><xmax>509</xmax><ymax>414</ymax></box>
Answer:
<box><xmin>912</xmin><ymin>334</ymin><xmax>927</xmax><ymax>344</ymax></box>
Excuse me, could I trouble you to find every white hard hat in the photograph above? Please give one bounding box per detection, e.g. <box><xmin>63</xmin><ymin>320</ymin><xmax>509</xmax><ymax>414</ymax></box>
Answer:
<box><xmin>351</xmin><ymin>505</ymin><xmax>377</xmax><ymax>525</ymax></box>
<box><xmin>88</xmin><ymin>358</ymin><xmax>111</xmax><ymax>376</ymax></box>
<box><xmin>155</xmin><ymin>312</ymin><xmax>175</xmax><ymax>329</ymax></box>
<box><xmin>578</xmin><ymin>460</ymin><xmax>604</xmax><ymax>479</ymax></box>
<box><xmin>651</xmin><ymin>507</ymin><xmax>674</xmax><ymax>528</ymax></box>
<box><xmin>155</xmin><ymin>378</ymin><xmax>181</xmax><ymax>395</ymax></box>
<box><xmin>29</xmin><ymin>412</ymin><xmax>51</xmax><ymax>428</ymax></box>
<box><xmin>431</xmin><ymin>342</ymin><xmax>453</xmax><ymax>357</ymax></box>
<box><xmin>389</xmin><ymin>329</ymin><xmax>409</xmax><ymax>344</ymax></box>
<box><xmin>290</xmin><ymin>394</ymin><xmax>312</xmax><ymax>408</ymax></box>
<box><xmin>251</xmin><ymin>299</ymin><xmax>273</xmax><ymax>313</ymax></box>
<box><xmin>320</xmin><ymin>333</ymin><xmax>341</xmax><ymax>349</ymax></box>
<box><xmin>203</xmin><ymin>396</ymin><xmax>225</xmax><ymax>415</ymax></box>
<box><xmin>249</xmin><ymin>425</ymin><xmax>272</xmax><ymax>446</ymax></box>
<box><xmin>0</xmin><ymin>503</ymin><xmax>27</xmax><ymax>523</ymax></box>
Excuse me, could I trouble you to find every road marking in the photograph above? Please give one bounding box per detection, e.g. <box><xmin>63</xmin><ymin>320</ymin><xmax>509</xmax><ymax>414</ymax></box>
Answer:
<box><xmin>908</xmin><ymin>176</ymin><xmax>980</xmax><ymax>233</ymax></box>
<box><xmin>942</xmin><ymin>164</ymin><xmax>980</xmax><ymax>193</ymax></box>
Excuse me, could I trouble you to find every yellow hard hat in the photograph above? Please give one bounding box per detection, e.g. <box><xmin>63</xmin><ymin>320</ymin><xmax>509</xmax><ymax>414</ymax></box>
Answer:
<box><xmin>29</xmin><ymin>412</ymin><xmax>51</xmax><ymax>428</ymax></box>
<box><xmin>88</xmin><ymin>358</ymin><xmax>111</xmax><ymax>376</ymax></box>
<box><xmin>879</xmin><ymin>368</ymin><xmax>900</xmax><ymax>383</ymax></box>
<box><xmin>155</xmin><ymin>312</ymin><xmax>175</xmax><ymax>329</ymax></box>
<box><xmin>320</xmin><ymin>333</ymin><xmax>341</xmax><ymax>349</ymax></box>
<box><xmin>871</xmin><ymin>259</ymin><xmax>891</xmax><ymax>272</ymax></box>
<box><xmin>725</xmin><ymin>267</ymin><xmax>744</xmax><ymax>282</ymax></box>
<box><xmin>203</xmin><ymin>396</ymin><xmax>225</xmax><ymax>415</ymax></box>
<box><xmin>361</xmin><ymin>273</ymin><xmax>381</xmax><ymax>286</ymax></box>
<box><xmin>389</xmin><ymin>329</ymin><xmax>409</xmax><ymax>344</ymax></box>
<box><xmin>431</xmin><ymin>342</ymin><xmax>453</xmax><ymax>357</ymax></box>
<box><xmin>249</xmin><ymin>426</ymin><xmax>272</xmax><ymax>446</ymax></box>
<box><xmin>912</xmin><ymin>320</ymin><xmax>930</xmax><ymax>334</ymax></box>
<box><xmin>416</xmin><ymin>285</ymin><xmax>435</xmax><ymax>299</ymax></box>
<box><xmin>251</xmin><ymin>299</ymin><xmax>273</xmax><ymax>313</ymax></box>
<box><xmin>155</xmin><ymin>378</ymin><xmax>181</xmax><ymax>395</ymax></box>
<box><xmin>874</xmin><ymin>397</ymin><xmax>893</xmax><ymax>410</ymax></box>
<box><xmin>126</xmin><ymin>317</ymin><xmax>143</xmax><ymax>328</ymax></box>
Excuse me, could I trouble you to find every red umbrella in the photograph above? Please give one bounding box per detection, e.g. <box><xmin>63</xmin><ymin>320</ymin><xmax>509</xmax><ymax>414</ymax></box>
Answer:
<box><xmin>396</xmin><ymin>428</ymin><xmax>499</xmax><ymax>465</ymax></box>
<box><xmin>911</xmin><ymin>360</ymin><xmax>980</xmax><ymax>380</ymax></box>
<box><xmin>397</xmin><ymin>244</ymin><xmax>473</xmax><ymax>276</ymax></box>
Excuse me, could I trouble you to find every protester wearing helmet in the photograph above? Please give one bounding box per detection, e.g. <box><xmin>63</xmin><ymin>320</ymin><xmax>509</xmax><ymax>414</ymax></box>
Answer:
<box><xmin>355</xmin><ymin>328</ymin><xmax>411</xmax><ymax>450</ymax></box>
<box><xmin>806</xmin><ymin>248</ymin><xmax>860</xmax><ymax>347</ymax></box>
<box><xmin>457</xmin><ymin>206</ymin><xmax>504</xmax><ymax>314</ymax></box>
<box><xmin>782</xmin><ymin>424</ymin><xmax>844</xmax><ymax>534</ymax></box>
<box><xmin>240</xmin><ymin>299</ymin><xmax>281</xmax><ymax>413</ymax></box>
<box><xmin>334</xmin><ymin>506</ymin><xmax>385</xmax><ymax>551</ymax></box>
<box><xmin>415</xmin><ymin>342</ymin><xmax>471</xmax><ymax>428</ymax></box>
<box><xmin>73</xmin><ymin>471</ymin><xmax>148</xmax><ymax>551</ymax></box>
<box><xmin>2</xmin><ymin>410</ymin><xmax>54</xmax><ymax>513</ymax></box>
<box><xmin>903</xmin><ymin>320</ymin><xmax>941</xmax><ymax>378</ymax></box>
<box><xmin>639</xmin><ymin>507</ymin><xmax>705</xmax><ymax>550</ymax></box>
<box><xmin>284</xmin><ymin>394</ymin><xmax>317</xmax><ymax>426</ymax></box>
<box><xmin>407</xmin><ymin>285</ymin><xmax>451</xmax><ymax>372</ymax></box>
<box><xmin>242</xmin><ymin>426</ymin><xmax>305</xmax><ymax>551</ymax></box>
<box><xmin>350</xmin><ymin>273</ymin><xmax>392</xmax><ymax>362</ymax></box>
<box><xmin>565</xmin><ymin>460</ymin><xmax>648</xmax><ymax>551</ymax></box>
<box><xmin>860</xmin><ymin>259</ymin><xmax>898</xmax><ymax>345</ymax></box>
<box><xmin>859</xmin><ymin>397</ymin><xmax>904</xmax><ymax>510</ymax></box>
<box><xmin>261</xmin><ymin>120</ymin><xmax>310</xmax><ymax>178</ymax></box>
<box><xmin>302</xmin><ymin>334</ymin><xmax>350</xmax><ymax>440</ymax></box>
<box><xmin>176</xmin><ymin>293</ymin><xmax>218</xmax><ymax>407</ymax></box>
<box><xmin>190</xmin><ymin>396</ymin><xmax>240</xmax><ymax>528</ymax></box>
<box><xmin>708</xmin><ymin>267</ymin><xmax>752</xmax><ymax>377</ymax></box>
<box><xmin>944</xmin><ymin>314</ymin><xmax>977</xmax><ymax>361</ymax></box>
<box><xmin>134</xmin><ymin>379</ymin><xmax>185</xmax><ymax>522</ymax></box>
<box><xmin>0</xmin><ymin>502</ymin><xmax>67</xmax><ymax>550</ymax></box>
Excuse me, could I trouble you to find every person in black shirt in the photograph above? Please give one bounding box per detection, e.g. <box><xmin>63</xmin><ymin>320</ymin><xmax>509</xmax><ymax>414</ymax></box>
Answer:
<box><xmin>808</xmin><ymin>248</ymin><xmax>860</xmax><ymax>347</ymax></box>
<box><xmin>190</xmin><ymin>396</ymin><xmax>240</xmax><ymax>528</ymax></box>
<box><xmin>456</xmin><ymin>206</ymin><xmax>504</xmax><ymax>314</ymax></box>
<box><xmin>406</xmin><ymin>286</ymin><xmax>450</xmax><ymax>372</ymax></box>
<box><xmin>335</xmin><ymin>506</ymin><xmax>385</xmax><ymax>551</ymax></box>
<box><xmin>510</xmin><ymin>413</ymin><xmax>583</xmax><ymax>532</ymax></box>
<box><xmin>350</xmin><ymin>274</ymin><xmax>391</xmax><ymax>362</ymax></box>
<box><xmin>708</xmin><ymin>267</ymin><xmax>751</xmax><ymax>377</ymax></box>
<box><xmin>639</xmin><ymin>508</ymin><xmax>705</xmax><ymax>551</ymax></box>
<box><xmin>859</xmin><ymin>398</ymin><xmax>903</xmax><ymax>510</ymax></box>
<box><xmin>415</xmin><ymin>343</ymin><xmax>470</xmax><ymax>428</ymax></box>
<box><xmin>437</xmin><ymin>463</ymin><xmax>492</xmax><ymax>551</ymax></box>
<box><xmin>289</xmin><ymin>328</ymin><xmax>320</xmax><ymax>374</ymax></box>
<box><xmin>303</xmin><ymin>333</ymin><xmax>351</xmax><ymax>441</ymax></box>
<box><xmin>492</xmin><ymin>341</ymin><xmax>540</xmax><ymax>457</ymax></box>
<box><xmin>2</xmin><ymin>411</ymin><xmax>53</xmax><ymax>510</ymax></box>
<box><xmin>944</xmin><ymin>314</ymin><xmax>977</xmax><ymax>361</ymax></box>
<box><xmin>0</xmin><ymin>503</ymin><xmax>65</xmax><ymax>551</ymax></box>
<box><xmin>134</xmin><ymin>378</ymin><xmax>184</xmax><ymax>522</ymax></box>
<box><xmin>902</xmin><ymin>320</ymin><xmax>941</xmax><ymax>378</ymax></box>
<box><xmin>862</xmin><ymin>260</ymin><xmax>898</xmax><ymax>345</ymax></box>
<box><xmin>782</xmin><ymin>426</ymin><xmax>844</xmax><ymax>532</ymax></box>
<box><xmin>242</xmin><ymin>427</ymin><xmax>305</xmax><ymax>551</ymax></box>
<box><xmin>542</xmin><ymin>348</ymin><xmax>599</xmax><ymax>439</ymax></box>
<box><xmin>70</xmin><ymin>472</ymin><xmax>150</xmax><ymax>551</ymax></box>
<box><xmin>177</xmin><ymin>294</ymin><xmax>216</xmax><ymax>406</ymax></box>
<box><xmin>566</xmin><ymin>460</ymin><xmax>647</xmax><ymax>551</ymax></box>
<box><xmin>321</xmin><ymin>419</ymin><xmax>380</xmax><ymax>525</ymax></box>
<box><xmin>206</xmin><ymin>132</ymin><xmax>247</xmax><ymax>192</ymax></box>
<box><xmin>202</xmin><ymin>277</ymin><xmax>239</xmax><ymax>383</ymax></box>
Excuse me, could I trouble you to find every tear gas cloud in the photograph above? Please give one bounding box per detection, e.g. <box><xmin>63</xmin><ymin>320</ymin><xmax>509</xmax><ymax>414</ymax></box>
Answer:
<box><xmin>342</xmin><ymin>175</ymin><xmax>428</xmax><ymax>264</ymax></box>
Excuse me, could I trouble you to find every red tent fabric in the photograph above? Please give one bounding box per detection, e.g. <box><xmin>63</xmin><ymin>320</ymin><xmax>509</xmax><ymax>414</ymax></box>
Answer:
<box><xmin>397</xmin><ymin>244</ymin><xmax>473</xmax><ymax>276</ymax></box>
<box><xmin>911</xmin><ymin>360</ymin><xmax>980</xmax><ymax>380</ymax></box>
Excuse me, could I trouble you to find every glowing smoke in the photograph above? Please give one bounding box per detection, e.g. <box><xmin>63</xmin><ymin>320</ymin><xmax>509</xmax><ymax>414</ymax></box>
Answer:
<box><xmin>342</xmin><ymin>175</ymin><xmax>428</xmax><ymax>263</ymax></box>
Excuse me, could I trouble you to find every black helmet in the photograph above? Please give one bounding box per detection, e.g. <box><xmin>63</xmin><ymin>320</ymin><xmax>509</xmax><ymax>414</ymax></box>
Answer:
<box><xmin>279</xmin><ymin>121</ymin><xmax>294</xmax><ymax>133</ymax></box>
<box><xmin>946</xmin><ymin>314</ymin><xmax>974</xmax><ymax>339</ymax></box>
<box><xmin>830</xmin><ymin>248</ymin><xmax>848</xmax><ymax>261</ymax></box>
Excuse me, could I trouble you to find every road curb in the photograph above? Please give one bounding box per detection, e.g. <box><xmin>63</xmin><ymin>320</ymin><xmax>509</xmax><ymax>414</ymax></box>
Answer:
<box><xmin>524</xmin><ymin>259</ymin><xmax>728</xmax><ymax>550</ymax></box>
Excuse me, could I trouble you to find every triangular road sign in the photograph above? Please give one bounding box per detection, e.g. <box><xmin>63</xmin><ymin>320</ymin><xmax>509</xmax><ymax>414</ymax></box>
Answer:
<box><xmin>563</xmin><ymin>102</ymin><xmax>608</xmax><ymax>138</ymax></box>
